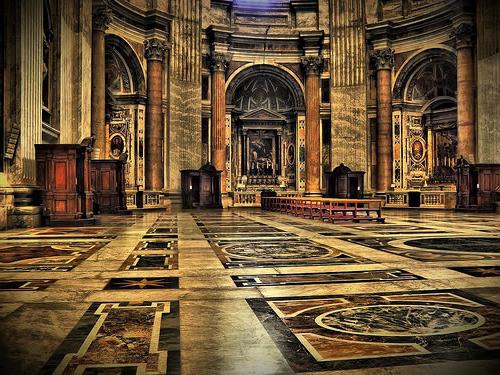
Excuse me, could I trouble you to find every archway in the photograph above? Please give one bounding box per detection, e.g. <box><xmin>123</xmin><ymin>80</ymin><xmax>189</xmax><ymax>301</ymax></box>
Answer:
<box><xmin>104</xmin><ymin>35</ymin><xmax>146</xmax><ymax>191</ymax></box>
<box><xmin>226</xmin><ymin>65</ymin><xmax>305</xmax><ymax>191</ymax></box>
<box><xmin>392</xmin><ymin>49</ymin><xmax>457</xmax><ymax>190</ymax></box>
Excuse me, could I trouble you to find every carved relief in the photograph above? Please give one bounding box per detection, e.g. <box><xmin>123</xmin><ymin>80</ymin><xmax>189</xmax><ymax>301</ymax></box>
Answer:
<box><xmin>451</xmin><ymin>23</ymin><xmax>474</xmax><ymax>49</ymax></box>
<box><xmin>209</xmin><ymin>52</ymin><xmax>231</xmax><ymax>72</ymax></box>
<box><xmin>370</xmin><ymin>48</ymin><xmax>395</xmax><ymax>70</ymax></box>
<box><xmin>144</xmin><ymin>38</ymin><xmax>167</xmax><ymax>61</ymax></box>
<box><xmin>301</xmin><ymin>56</ymin><xmax>324</xmax><ymax>75</ymax></box>
<box><xmin>93</xmin><ymin>6</ymin><xmax>112</xmax><ymax>32</ymax></box>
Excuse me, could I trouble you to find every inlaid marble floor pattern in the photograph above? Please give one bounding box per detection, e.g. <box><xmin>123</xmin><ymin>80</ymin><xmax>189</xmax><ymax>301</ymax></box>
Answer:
<box><xmin>0</xmin><ymin>209</ymin><xmax>499</xmax><ymax>374</ymax></box>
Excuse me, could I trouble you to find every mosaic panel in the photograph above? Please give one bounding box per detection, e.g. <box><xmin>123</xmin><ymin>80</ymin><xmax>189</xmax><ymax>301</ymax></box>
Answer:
<box><xmin>147</xmin><ymin>227</ymin><xmax>177</xmax><ymax>234</ymax></box>
<box><xmin>210</xmin><ymin>239</ymin><xmax>372</xmax><ymax>268</ymax></box>
<box><xmin>451</xmin><ymin>266</ymin><xmax>500</xmax><ymax>278</ymax></box>
<box><xmin>105</xmin><ymin>277</ymin><xmax>179</xmax><ymax>290</ymax></box>
<box><xmin>232</xmin><ymin>269</ymin><xmax>421</xmax><ymax>287</ymax></box>
<box><xmin>134</xmin><ymin>241</ymin><xmax>177</xmax><ymax>251</ymax></box>
<box><xmin>346</xmin><ymin>236</ymin><xmax>500</xmax><ymax>262</ymax></box>
<box><xmin>120</xmin><ymin>254</ymin><xmax>178</xmax><ymax>270</ymax></box>
<box><xmin>0</xmin><ymin>242</ymin><xmax>107</xmax><ymax>271</ymax></box>
<box><xmin>0</xmin><ymin>279</ymin><xmax>55</xmax><ymax>291</ymax></box>
<box><xmin>248</xmin><ymin>290</ymin><xmax>500</xmax><ymax>371</ymax></box>
<box><xmin>40</xmin><ymin>301</ymin><xmax>180</xmax><ymax>375</ymax></box>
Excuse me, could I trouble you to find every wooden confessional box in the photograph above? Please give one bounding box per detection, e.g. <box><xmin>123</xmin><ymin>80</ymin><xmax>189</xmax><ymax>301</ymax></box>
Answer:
<box><xmin>456</xmin><ymin>157</ymin><xmax>500</xmax><ymax>211</ymax></box>
<box><xmin>325</xmin><ymin>164</ymin><xmax>365</xmax><ymax>198</ymax></box>
<box><xmin>90</xmin><ymin>160</ymin><xmax>127</xmax><ymax>214</ymax></box>
<box><xmin>35</xmin><ymin>143</ymin><xmax>94</xmax><ymax>225</ymax></box>
<box><xmin>181</xmin><ymin>164</ymin><xmax>222</xmax><ymax>209</ymax></box>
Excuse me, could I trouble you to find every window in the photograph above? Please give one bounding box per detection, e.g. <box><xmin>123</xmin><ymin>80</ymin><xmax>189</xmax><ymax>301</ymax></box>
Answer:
<box><xmin>322</xmin><ymin>119</ymin><xmax>331</xmax><ymax>145</ymax></box>
<box><xmin>321</xmin><ymin>78</ymin><xmax>330</xmax><ymax>103</ymax></box>
<box><xmin>202</xmin><ymin>75</ymin><xmax>209</xmax><ymax>100</ymax></box>
<box><xmin>202</xmin><ymin>117</ymin><xmax>209</xmax><ymax>144</ymax></box>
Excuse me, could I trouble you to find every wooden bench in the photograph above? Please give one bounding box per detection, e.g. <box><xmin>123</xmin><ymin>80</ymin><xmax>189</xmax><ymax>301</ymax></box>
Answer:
<box><xmin>261</xmin><ymin>196</ymin><xmax>385</xmax><ymax>223</ymax></box>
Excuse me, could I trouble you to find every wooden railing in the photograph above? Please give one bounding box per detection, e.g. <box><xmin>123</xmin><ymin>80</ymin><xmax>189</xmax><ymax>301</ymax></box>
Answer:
<box><xmin>262</xmin><ymin>196</ymin><xmax>384</xmax><ymax>223</ymax></box>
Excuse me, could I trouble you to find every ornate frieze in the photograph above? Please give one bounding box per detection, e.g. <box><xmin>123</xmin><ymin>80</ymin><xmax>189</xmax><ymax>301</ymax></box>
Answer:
<box><xmin>144</xmin><ymin>38</ymin><xmax>167</xmax><ymax>61</ymax></box>
<box><xmin>301</xmin><ymin>56</ymin><xmax>324</xmax><ymax>75</ymax></box>
<box><xmin>370</xmin><ymin>48</ymin><xmax>395</xmax><ymax>70</ymax></box>
<box><xmin>93</xmin><ymin>6</ymin><xmax>112</xmax><ymax>32</ymax></box>
<box><xmin>209</xmin><ymin>52</ymin><xmax>231</xmax><ymax>72</ymax></box>
<box><xmin>451</xmin><ymin>23</ymin><xmax>474</xmax><ymax>49</ymax></box>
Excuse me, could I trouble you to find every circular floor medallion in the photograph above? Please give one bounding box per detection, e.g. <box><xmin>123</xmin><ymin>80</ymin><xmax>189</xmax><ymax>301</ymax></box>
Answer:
<box><xmin>223</xmin><ymin>242</ymin><xmax>336</xmax><ymax>260</ymax></box>
<box><xmin>315</xmin><ymin>304</ymin><xmax>485</xmax><ymax>337</ymax></box>
<box><xmin>403</xmin><ymin>237</ymin><xmax>500</xmax><ymax>253</ymax></box>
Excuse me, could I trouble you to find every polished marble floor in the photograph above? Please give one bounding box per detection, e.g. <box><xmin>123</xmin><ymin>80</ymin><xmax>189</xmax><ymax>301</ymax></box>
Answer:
<box><xmin>0</xmin><ymin>209</ymin><xmax>499</xmax><ymax>374</ymax></box>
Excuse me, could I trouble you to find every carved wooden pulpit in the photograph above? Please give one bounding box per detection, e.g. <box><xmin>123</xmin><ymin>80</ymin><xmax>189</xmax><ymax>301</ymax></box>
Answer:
<box><xmin>36</xmin><ymin>140</ymin><xmax>94</xmax><ymax>225</ymax></box>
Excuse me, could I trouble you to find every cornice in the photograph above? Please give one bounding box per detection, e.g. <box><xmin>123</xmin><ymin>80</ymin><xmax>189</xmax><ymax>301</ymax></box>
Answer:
<box><xmin>109</xmin><ymin>0</ymin><xmax>172</xmax><ymax>36</ymax></box>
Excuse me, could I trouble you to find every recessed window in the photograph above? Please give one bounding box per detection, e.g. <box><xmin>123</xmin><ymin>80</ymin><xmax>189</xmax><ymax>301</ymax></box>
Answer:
<box><xmin>202</xmin><ymin>118</ymin><xmax>209</xmax><ymax>144</ymax></box>
<box><xmin>322</xmin><ymin>119</ymin><xmax>330</xmax><ymax>145</ymax></box>
<box><xmin>202</xmin><ymin>75</ymin><xmax>209</xmax><ymax>100</ymax></box>
<box><xmin>321</xmin><ymin>78</ymin><xmax>330</xmax><ymax>103</ymax></box>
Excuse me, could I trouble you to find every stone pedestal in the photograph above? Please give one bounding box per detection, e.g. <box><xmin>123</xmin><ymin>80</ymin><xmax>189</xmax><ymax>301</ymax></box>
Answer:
<box><xmin>144</xmin><ymin>38</ymin><xmax>167</xmax><ymax>192</ymax></box>
<box><xmin>210</xmin><ymin>53</ymin><xmax>230</xmax><ymax>193</ymax></box>
<box><xmin>302</xmin><ymin>56</ymin><xmax>323</xmax><ymax>196</ymax></box>
<box><xmin>91</xmin><ymin>6</ymin><xmax>111</xmax><ymax>158</ymax></box>
<box><xmin>452</xmin><ymin>23</ymin><xmax>476</xmax><ymax>163</ymax></box>
<box><xmin>371</xmin><ymin>48</ymin><xmax>394</xmax><ymax>194</ymax></box>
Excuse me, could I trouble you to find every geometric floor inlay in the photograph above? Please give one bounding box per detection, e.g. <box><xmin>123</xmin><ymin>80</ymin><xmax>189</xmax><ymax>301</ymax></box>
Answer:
<box><xmin>451</xmin><ymin>266</ymin><xmax>500</xmax><ymax>278</ymax></box>
<box><xmin>210</xmin><ymin>239</ymin><xmax>372</xmax><ymax>268</ymax></box>
<box><xmin>232</xmin><ymin>269</ymin><xmax>422</xmax><ymax>287</ymax></box>
<box><xmin>248</xmin><ymin>289</ymin><xmax>500</xmax><ymax>371</ymax></box>
<box><xmin>105</xmin><ymin>277</ymin><xmax>179</xmax><ymax>289</ymax></box>
<box><xmin>120</xmin><ymin>254</ymin><xmax>178</xmax><ymax>270</ymax></box>
<box><xmin>347</xmin><ymin>237</ymin><xmax>500</xmax><ymax>262</ymax></box>
<box><xmin>0</xmin><ymin>242</ymin><xmax>108</xmax><ymax>271</ymax></box>
<box><xmin>0</xmin><ymin>279</ymin><xmax>55</xmax><ymax>291</ymax></box>
<box><xmin>39</xmin><ymin>301</ymin><xmax>180</xmax><ymax>375</ymax></box>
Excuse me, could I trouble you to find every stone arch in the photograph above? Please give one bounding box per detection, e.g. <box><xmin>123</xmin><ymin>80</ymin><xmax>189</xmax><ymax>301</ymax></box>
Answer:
<box><xmin>226</xmin><ymin>64</ymin><xmax>305</xmax><ymax>111</ymax></box>
<box><xmin>105</xmin><ymin>34</ymin><xmax>145</xmax><ymax>95</ymax></box>
<box><xmin>393</xmin><ymin>48</ymin><xmax>457</xmax><ymax>101</ymax></box>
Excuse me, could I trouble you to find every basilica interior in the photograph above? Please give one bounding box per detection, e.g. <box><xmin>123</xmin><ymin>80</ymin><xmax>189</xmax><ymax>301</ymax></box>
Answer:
<box><xmin>0</xmin><ymin>0</ymin><xmax>499</xmax><ymax>374</ymax></box>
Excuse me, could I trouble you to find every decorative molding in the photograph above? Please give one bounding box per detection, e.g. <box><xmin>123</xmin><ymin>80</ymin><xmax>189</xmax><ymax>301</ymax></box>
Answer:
<box><xmin>93</xmin><ymin>6</ymin><xmax>112</xmax><ymax>32</ymax></box>
<box><xmin>301</xmin><ymin>56</ymin><xmax>324</xmax><ymax>76</ymax></box>
<box><xmin>144</xmin><ymin>38</ymin><xmax>167</xmax><ymax>61</ymax></box>
<box><xmin>209</xmin><ymin>52</ymin><xmax>231</xmax><ymax>72</ymax></box>
<box><xmin>451</xmin><ymin>23</ymin><xmax>474</xmax><ymax>49</ymax></box>
<box><xmin>370</xmin><ymin>48</ymin><xmax>395</xmax><ymax>70</ymax></box>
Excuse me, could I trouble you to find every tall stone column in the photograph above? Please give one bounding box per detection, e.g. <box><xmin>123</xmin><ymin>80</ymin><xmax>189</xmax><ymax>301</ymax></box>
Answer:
<box><xmin>209</xmin><ymin>52</ymin><xmax>229</xmax><ymax>192</ymax></box>
<box><xmin>452</xmin><ymin>23</ymin><xmax>476</xmax><ymax>163</ymax></box>
<box><xmin>371</xmin><ymin>48</ymin><xmax>394</xmax><ymax>194</ymax></box>
<box><xmin>144</xmin><ymin>38</ymin><xmax>167</xmax><ymax>191</ymax></box>
<box><xmin>301</xmin><ymin>56</ymin><xmax>323</xmax><ymax>195</ymax></box>
<box><xmin>91</xmin><ymin>6</ymin><xmax>111</xmax><ymax>158</ymax></box>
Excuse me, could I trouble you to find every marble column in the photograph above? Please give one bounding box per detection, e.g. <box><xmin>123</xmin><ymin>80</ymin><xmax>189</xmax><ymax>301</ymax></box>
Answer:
<box><xmin>144</xmin><ymin>38</ymin><xmax>167</xmax><ymax>191</ymax></box>
<box><xmin>210</xmin><ymin>53</ymin><xmax>229</xmax><ymax>192</ymax></box>
<box><xmin>452</xmin><ymin>23</ymin><xmax>476</xmax><ymax>163</ymax></box>
<box><xmin>91</xmin><ymin>6</ymin><xmax>111</xmax><ymax>158</ymax></box>
<box><xmin>371</xmin><ymin>48</ymin><xmax>394</xmax><ymax>194</ymax></box>
<box><xmin>301</xmin><ymin>56</ymin><xmax>323</xmax><ymax>195</ymax></box>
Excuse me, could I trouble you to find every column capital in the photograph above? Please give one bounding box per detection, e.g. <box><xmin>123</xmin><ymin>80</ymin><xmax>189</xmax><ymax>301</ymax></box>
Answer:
<box><xmin>209</xmin><ymin>52</ymin><xmax>231</xmax><ymax>72</ymax></box>
<box><xmin>451</xmin><ymin>23</ymin><xmax>474</xmax><ymax>49</ymax></box>
<box><xmin>144</xmin><ymin>38</ymin><xmax>167</xmax><ymax>61</ymax></box>
<box><xmin>301</xmin><ymin>56</ymin><xmax>324</xmax><ymax>76</ymax></box>
<box><xmin>93</xmin><ymin>6</ymin><xmax>112</xmax><ymax>32</ymax></box>
<box><xmin>370</xmin><ymin>48</ymin><xmax>394</xmax><ymax>70</ymax></box>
